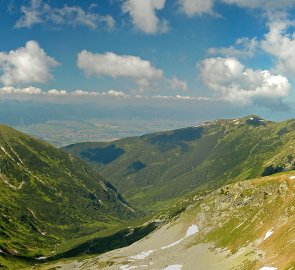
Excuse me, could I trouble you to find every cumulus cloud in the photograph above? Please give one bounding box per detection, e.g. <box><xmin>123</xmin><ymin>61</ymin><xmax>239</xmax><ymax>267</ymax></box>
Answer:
<box><xmin>179</xmin><ymin>0</ymin><xmax>215</xmax><ymax>16</ymax></box>
<box><xmin>261</xmin><ymin>18</ymin><xmax>295</xmax><ymax>78</ymax></box>
<box><xmin>77</xmin><ymin>51</ymin><xmax>163</xmax><ymax>89</ymax></box>
<box><xmin>199</xmin><ymin>57</ymin><xmax>291</xmax><ymax>105</ymax></box>
<box><xmin>208</xmin><ymin>37</ymin><xmax>258</xmax><ymax>58</ymax></box>
<box><xmin>16</xmin><ymin>0</ymin><xmax>115</xmax><ymax>29</ymax></box>
<box><xmin>122</xmin><ymin>0</ymin><xmax>168</xmax><ymax>34</ymax></box>
<box><xmin>169</xmin><ymin>76</ymin><xmax>188</xmax><ymax>91</ymax></box>
<box><xmin>0</xmin><ymin>40</ymin><xmax>59</xmax><ymax>86</ymax></box>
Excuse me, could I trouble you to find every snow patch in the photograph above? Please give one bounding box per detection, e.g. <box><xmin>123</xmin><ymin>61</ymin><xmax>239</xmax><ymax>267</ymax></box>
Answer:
<box><xmin>130</xmin><ymin>250</ymin><xmax>155</xmax><ymax>260</ymax></box>
<box><xmin>259</xmin><ymin>267</ymin><xmax>277</xmax><ymax>270</ymax></box>
<box><xmin>120</xmin><ymin>266</ymin><xmax>138</xmax><ymax>270</ymax></box>
<box><xmin>35</xmin><ymin>256</ymin><xmax>47</xmax><ymax>260</ymax></box>
<box><xmin>162</xmin><ymin>265</ymin><xmax>183</xmax><ymax>270</ymax></box>
<box><xmin>120</xmin><ymin>266</ymin><xmax>148</xmax><ymax>270</ymax></box>
<box><xmin>9</xmin><ymin>146</ymin><xmax>24</xmax><ymax>165</ymax></box>
<box><xmin>161</xmin><ymin>224</ymin><xmax>199</xmax><ymax>250</ymax></box>
<box><xmin>263</xmin><ymin>229</ymin><xmax>274</xmax><ymax>240</ymax></box>
<box><xmin>161</xmin><ymin>239</ymin><xmax>184</xmax><ymax>250</ymax></box>
<box><xmin>0</xmin><ymin>146</ymin><xmax>14</xmax><ymax>161</ymax></box>
<box><xmin>289</xmin><ymin>176</ymin><xmax>295</xmax><ymax>180</ymax></box>
<box><xmin>186</xmin><ymin>224</ymin><xmax>199</xmax><ymax>237</ymax></box>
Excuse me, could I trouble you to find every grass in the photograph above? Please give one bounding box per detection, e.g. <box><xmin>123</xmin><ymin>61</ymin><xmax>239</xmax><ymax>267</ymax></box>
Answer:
<box><xmin>65</xmin><ymin>116</ymin><xmax>295</xmax><ymax>213</ymax></box>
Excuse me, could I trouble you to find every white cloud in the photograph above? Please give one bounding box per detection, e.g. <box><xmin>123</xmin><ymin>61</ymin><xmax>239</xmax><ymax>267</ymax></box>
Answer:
<box><xmin>153</xmin><ymin>94</ymin><xmax>209</xmax><ymax>101</ymax></box>
<box><xmin>261</xmin><ymin>18</ymin><xmax>295</xmax><ymax>78</ymax></box>
<box><xmin>47</xmin><ymin>89</ymin><xmax>67</xmax><ymax>95</ymax></box>
<box><xmin>16</xmin><ymin>0</ymin><xmax>43</xmax><ymax>28</ymax></box>
<box><xmin>199</xmin><ymin>57</ymin><xmax>291</xmax><ymax>105</ymax></box>
<box><xmin>122</xmin><ymin>0</ymin><xmax>168</xmax><ymax>34</ymax></box>
<box><xmin>0</xmin><ymin>40</ymin><xmax>59</xmax><ymax>86</ymax></box>
<box><xmin>0</xmin><ymin>86</ymin><xmax>208</xmax><ymax>102</ymax></box>
<box><xmin>103</xmin><ymin>89</ymin><xmax>128</xmax><ymax>97</ymax></box>
<box><xmin>208</xmin><ymin>37</ymin><xmax>258</xmax><ymax>58</ymax></box>
<box><xmin>77</xmin><ymin>51</ymin><xmax>163</xmax><ymax>88</ymax></box>
<box><xmin>0</xmin><ymin>86</ymin><xmax>42</xmax><ymax>95</ymax></box>
<box><xmin>72</xmin><ymin>90</ymin><xmax>92</xmax><ymax>96</ymax></box>
<box><xmin>221</xmin><ymin>0</ymin><xmax>295</xmax><ymax>9</ymax></box>
<box><xmin>16</xmin><ymin>0</ymin><xmax>115</xmax><ymax>29</ymax></box>
<box><xmin>169</xmin><ymin>76</ymin><xmax>188</xmax><ymax>91</ymax></box>
<box><xmin>179</xmin><ymin>0</ymin><xmax>295</xmax><ymax>17</ymax></box>
<box><xmin>179</xmin><ymin>0</ymin><xmax>215</xmax><ymax>16</ymax></box>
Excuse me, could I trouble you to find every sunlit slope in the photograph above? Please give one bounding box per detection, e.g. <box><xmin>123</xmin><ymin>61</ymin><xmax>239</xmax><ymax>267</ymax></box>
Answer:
<box><xmin>40</xmin><ymin>172</ymin><xmax>295</xmax><ymax>270</ymax></box>
<box><xmin>65</xmin><ymin>116</ymin><xmax>295</xmax><ymax>210</ymax></box>
<box><xmin>0</xmin><ymin>125</ymin><xmax>135</xmax><ymax>268</ymax></box>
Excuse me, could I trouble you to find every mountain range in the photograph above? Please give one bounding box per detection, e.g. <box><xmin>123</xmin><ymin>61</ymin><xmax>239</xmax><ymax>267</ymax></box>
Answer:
<box><xmin>65</xmin><ymin>115</ymin><xmax>295</xmax><ymax>213</ymax></box>
<box><xmin>1</xmin><ymin>115</ymin><xmax>295</xmax><ymax>269</ymax></box>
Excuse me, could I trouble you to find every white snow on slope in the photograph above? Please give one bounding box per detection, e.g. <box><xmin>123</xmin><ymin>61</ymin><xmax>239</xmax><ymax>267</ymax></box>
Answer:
<box><xmin>0</xmin><ymin>146</ymin><xmax>14</xmax><ymax>160</ymax></box>
<box><xmin>161</xmin><ymin>239</ymin><xmax>184</xmax><ymax>250</ymax></box>
<box><xmin>35</xmin><ymin>256</ymin><xmax>47</xmax><ymax>260</ymax></box>
<box><xmin>120</xmin><ymin>265</ymin><xmax>148</xmax><ymax>270</ymax></box>
<box><xmin>161</xmin><ymin>224</ymin><xmax>199</xmax><ymax>250</ymax></box>
<box><xmin>120</xmin><ymin>265</ymin><xmax>138</xmax><ymax>270</ymax></box>
<box><xmin>162</xmin><ymin>265</ymin><xmax>183</xmax><ymax>270</ymax></box>
<box><xmin>259</xmin><ymin>267</ymin><xmax>277</xmax><ymax>270</ymax></box>
<box><xmin>130</xmin><ymin>250</ymin><xmax>155</xmax><ymax>260</ymax></box>
<box><xmin>263</xmin><ymin>229</ymin><xmax>274</xmax><ymax>240</ymax></box>
<box><xmin>186</xmin><ymin>224</ymin><xmax>199</xmax><ymax>237</ymax></box>
<box><xmin>289</xmin><ymin>176</ymin><xmax>295</xmax><ymax>179</ymax></box>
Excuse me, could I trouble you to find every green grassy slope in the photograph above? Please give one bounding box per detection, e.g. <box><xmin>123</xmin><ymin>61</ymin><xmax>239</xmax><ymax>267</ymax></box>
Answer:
<box><xmin>185</xmin><ymin>172</ymin><xmax>295</xmax><ymax>269</ymax></box>
<box><xmin>65</xmin><ymin>116</ymin><xmax>295</xmax><ymax>212</ymax></box>
<box><xmin>0</xmin><ymin>125</ymin><xmax>137</xmax><ymax>269</ymax></box>
<box><xmin>38</xmin><ymin>172</ymin><xmax>295</xmax><ymax>270</ymax></box>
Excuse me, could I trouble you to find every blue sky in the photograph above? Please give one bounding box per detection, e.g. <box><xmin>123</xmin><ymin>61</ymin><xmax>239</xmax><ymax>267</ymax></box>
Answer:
<box><xmin>1</xmin><ymin>0</ymin><xmax>295</xmax><ymax>120</ymax></box>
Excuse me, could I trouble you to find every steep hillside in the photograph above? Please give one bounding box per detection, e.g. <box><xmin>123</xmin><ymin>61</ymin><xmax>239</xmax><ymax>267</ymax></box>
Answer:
<box><xmin>0</xmin><ymin>125</ymin><xmax>137</xmax><ymax>269</ymax></box>
<box><xmin>65</xmin><ymin>116</ymin><xmax>295</xmax><ymax>211</ymax></box>
<box><xmin>38</xmin><ymin>172</ymin><xmax>295</xmax><ymax>270</ymax></box>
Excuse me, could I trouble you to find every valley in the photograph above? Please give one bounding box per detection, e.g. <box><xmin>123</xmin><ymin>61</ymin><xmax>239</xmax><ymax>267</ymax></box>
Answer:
<box><xmin>1</xmin><ymin>116</ymin><xmax>295</xmax><ymax>269</ymax></box>
<box><xmin>34</xmin><ymin>172</ymin><xmax>295</xmax><ymax>270</ymax></box>
<box><xmin>65</xmin><ymin>116</ymin><xmax>295</xmax><ymax>213</ymax></box>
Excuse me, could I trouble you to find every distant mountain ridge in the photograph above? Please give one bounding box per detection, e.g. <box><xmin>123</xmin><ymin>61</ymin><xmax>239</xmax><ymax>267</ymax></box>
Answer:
<box><xmin>65</xmin><ymin>115</ymin><xmax>295</xmax><ymax>212</ymax></box>
<box><xmin>0</xmin><ymin>125</ymin><xmax>136</xmax><ymax>268</ymax></box>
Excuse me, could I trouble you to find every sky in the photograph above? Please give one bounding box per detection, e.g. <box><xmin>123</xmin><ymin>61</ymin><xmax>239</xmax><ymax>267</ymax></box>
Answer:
<box><xmin>1</xmin><ymin>0</ymin><xmax>295</xmax><ymax>121</ymax></box>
